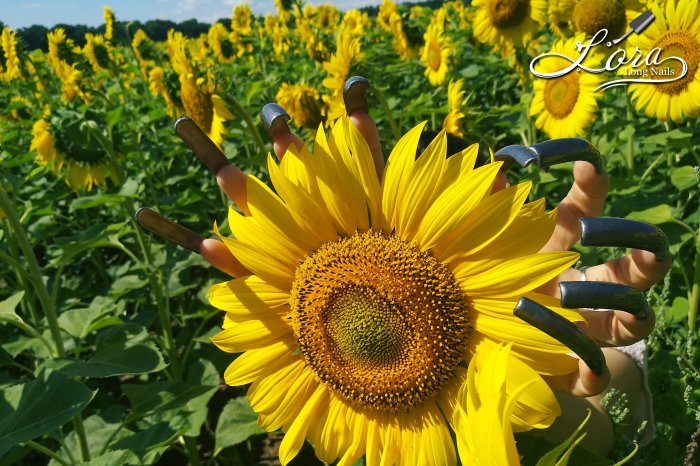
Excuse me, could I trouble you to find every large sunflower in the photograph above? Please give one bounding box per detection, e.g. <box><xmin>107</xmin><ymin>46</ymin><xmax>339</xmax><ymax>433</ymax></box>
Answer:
<box><xmin>530</xmin><ymin>35</ymin><xmax>605</xmax><ymax>138</ymax></box>
<box><xmin>625</xmin><ymin>0</ymin><xmax>700</xmax><ymax>123</ymax></box>
<box><xmin>208</xmin><ymin>118</ymin><xmax>584</xmax><ymax>465</ymax></box>
<box><xmin>473</xmin><ymin>0</ymin><xmax>547</xmax><ymax>48</ymax></box>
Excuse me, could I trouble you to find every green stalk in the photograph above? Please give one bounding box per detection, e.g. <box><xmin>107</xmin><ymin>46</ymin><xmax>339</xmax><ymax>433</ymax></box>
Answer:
<box><xmin>128</xmin><ymin>207</ymin><xmax>181</xmax><ymax>380</ymax></box>
<box><xmin>73</xmin><ymin>416</ymin><xmax>91</xmax><ymax>462</ymax></box>
<box><xmin>0</xmin><ymin>187</ymin><xmax>93</xmax><ymax>463</ymax></box>
<box><xmin>373</xmin><ymin>87</ymin><xmax>401</xmax><ymax>141</ymax></box>
<box><xmin>625</xmin><ymin>98</ymin><xmax>634</xmax><ymax>172</ymax></box>
<box><xmin>688</xmin><ymin>229</ymin><xmax>700</xmax><ymax>333</ymax></box>
<box><xmin>0</xmin><ymin>186</ymin><xmax>64</xmax><ymax>356</ymax></box>
<box><xmin>24</xmin><ymin>441</ymin><xmax>70</xmax><ymax>466</ymax></box>
<box><xmin>228</xmin><ymin>97</ymin><xmax>268</xmax><ymax>160</ymax></box>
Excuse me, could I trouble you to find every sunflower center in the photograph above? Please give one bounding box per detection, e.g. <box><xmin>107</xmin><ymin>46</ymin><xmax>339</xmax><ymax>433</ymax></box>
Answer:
<box><xmin>652</xmin><ymin>31</ymin><xmax>699</xmax><ymax>95</ymax></box>
<box><xmin>428</xmin><ymin>41</ymin><xmax>442</xmax><ymax>70</ymax></box>
<box><xmin>180</xmin><ymin>78</ymin><xmax>214</xmax><ymax>133</ymax></box>
<box><xmin>543</xmin><ymin>73</ymin><xmax>580</xmax><ymax>118</ymax></box>
<box><xmin>572</xmin><ymin>0</ymin><xmax>626</xmax><ymax>38</ymax></box>
<box><xmin>488</xmin><ymin>0</ymin><xmax>529</xmax><ymax>29</ymax></box>
<box><xmin>290</xmin><ymin>230</ymin><xmax>469</xmax><ymax>412</ymax></box>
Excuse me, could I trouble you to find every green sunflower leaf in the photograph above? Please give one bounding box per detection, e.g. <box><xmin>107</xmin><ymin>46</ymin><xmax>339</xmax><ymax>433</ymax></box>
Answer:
<box><xmin>215</xmin><ymin>397</ymin><xmax>264</xmax><ymax>451</ymax></box>
<box><xmin>0</xmin><ymin>372</ymin><xmax>95</xmax><ymax>456</ymax></box>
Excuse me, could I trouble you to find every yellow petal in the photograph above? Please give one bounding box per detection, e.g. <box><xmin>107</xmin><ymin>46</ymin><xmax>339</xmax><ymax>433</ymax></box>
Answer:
<box><xmin>311</xmin><ymin>131</ymin><xmax>369</xmax><ymax>235</ymax></box>
<box><xmin>207</xmin><ymin>275</ymin><xmax>289</xmax><ymax>314</ymax></box>
<box><xmin>381</xmin><ymin>122</ymin><xmax>427</xmax><ymax>231</ymax></box>
<box><xmin>435</xmin><ymin>181</ymin><xmax>532</xmax><ymax>262</ymax></box>
<box><xmin>211</xmin><ymin>316</ymin><xmax>292</xmax><ymax>352</ymax></box>
<box><xmin>394</xmin><ymin>129</ymin><xmax>447</xmax><ymax>241</ymax></box>
<box><xmin>258</xmin><ymin>368</ymin><xmax>317</xmax><ymax>432</ymax></box>
<box><xmin>415</xmin><ymin>162</ymin><xmax>502</xmax><ymax>251</ymax></box>
<box><xmin>247</xmin><ymin>359</ymin><xmax>305</xmax><ymax>413</ymax></box>
<box><xmin>268</xmin><ymin>154</ymin><xmax>339</xmax><ymax>246</ymax></box>
<box><xmin>228</xmin><ymin>207</ymin><xmax>304</xmax><ymax>266</ymax></box>
<box><xmin>457</xmin><ymin>251</ymin><xmax>579</xmax><ymax>298</ymax></box>
<box><xmin>279</xmin><ymin>384</ymin><xmax>329</xmax><ymax>466</ymax></box>
<box><xmin>223</xmin><ymin>339</ymin><xmax>296</xmax><ymax>385</ymax></box>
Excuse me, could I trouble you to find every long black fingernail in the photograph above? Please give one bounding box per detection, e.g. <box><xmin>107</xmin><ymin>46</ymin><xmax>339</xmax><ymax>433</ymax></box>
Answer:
<box><xmin>580</xmin><ymin>217</ymin><xmax>670</xmax><ymax>262</ymax></box>
<box><xmin>514</xmin><ymin>297</ymin><xmax>607</xmax><ymax>375</ymax></box>
<box><xmin>135</xmin><ymin>207</ymin><xmax>204</xmax><ymax>253</ymax></box>
<box><xmin>343</xmin><ymin>76</ymin><xmax>370</xmax><ymax>115</ymax></box>
<box><xmin>260</xmin><ymin>103</ymin><xmax>290</xmax><ymax>138</ymax></box>
<box><xmin>560</xmin><ymin>281</ymin><xmax>650</xmax><ymax>319</ymax></box>
<box><xmin>174</xmin><ymin>117</ymin><xmax>230</xmax><ymax>175</ymax></box>
<box><xmin>494</xmin><ymin>138</ymin><xmax>604</xmax><ymax>174</ymax></box>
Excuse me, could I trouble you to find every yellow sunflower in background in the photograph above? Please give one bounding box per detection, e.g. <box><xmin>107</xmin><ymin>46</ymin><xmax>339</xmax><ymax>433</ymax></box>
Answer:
<box><xmin>473</xmin><ymin>0</ymin><xmax>547</xmax><ymax>49</ymax></box>
<box><xmin>378</xmin><ymin>0</ymin><xmax>399</xmax><ymax>32</ymax></box>
<box><xmin>625</xmin><ymin>0</ymin><xmax>700</xmax><ymax>123</ymax></box>
<box><xmin>83</xmin><ymin>33</ymin><xmax>113</xmax><ymax>72</ymax></box>
<box><xmin>169</xmin><ymin>33</ymin><xmax>233</xmax><ymax>147</ymax></box>
<box><xmin>570</xmin><ymin>0</ymin><xmax>644</xmax><ymax>39</ymax></box>
<box><xmin>30</xmin><ymin>112</ymin><xmax>119</xmax><ymax>191</ymax></box>
<box><xmin>421</xmin><ymin>24</ymin><xmax>451</xmax><ymax>86</ymax></box>
<box><xmin>208</xmin><ymin>117</ymin><xmax>585</xmax><ymax>465</ymax></box>
<box><xmin>103</xmin><ymin>6</ymin><xmax>115</xmax><ymax>41</ymax></box>
<box><xmin>207</xmin><ymin>23</ymin><xmax>236</xmax><ymax>63</ymax></box>
<box><xmin>443</xmin><ymin>79</ymin><xmax>466</xmax><ymax>137</ymax></box>
<box><xmin>322</xmin><ymin>28</ymin><xmax>361</xmax><ymax>123</ymax></box>
<box><xmin>275</xmin><ymin>83</ymin><xmax>326</xmax><ymax>129</ymax></box>
<box><xmin>548</xmin><ymin>0</ymin><xmax>578</xmax><ymax>37</ymax></box>
<box><xmin>530</xmin><ymin>35</ymin><xmax>605</xmax><ymax>138</ymax></box>
<box><xmin>1</xmin><ymin>27</ymin><xmax>22</xmax><ymax>81</ymax></box>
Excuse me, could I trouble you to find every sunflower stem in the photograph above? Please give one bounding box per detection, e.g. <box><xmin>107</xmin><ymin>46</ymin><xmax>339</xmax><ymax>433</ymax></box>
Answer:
<box><xmin>128</xmin><ymin>205</ymin><xmax>181</xmax><ymax>380</ymax></box>
<box><xmin>374</xmin><ymin>86</ymin><xmax>401</xmax><ymax>141</ymax></box>
<box><xmin>0</xmin><ymin>186</ymin><xmax>64</xmax><ymax>356</ymax></box>
<box><xmin>625</xmin><ymin>98</ymin><xmax>634</xmax><ymax>173</ymax></box>
<box><xmin>73</xmin><ymin>416</ymin><xmax>91</xmax><ymax>462</ymax></box>
<box><xmin>228</xmin><ymin>96</ymin><xmax>268</xmax><ymax>161</ymax></box>
<box><xmin>688</xmin><ymin>228</ymin><xmax>700</xmax><ymax>333</ymax></box>
<box><xmin>24</xmin><ymin>441</ymin><xmax>70</xmax><ymax>466</ymax></box>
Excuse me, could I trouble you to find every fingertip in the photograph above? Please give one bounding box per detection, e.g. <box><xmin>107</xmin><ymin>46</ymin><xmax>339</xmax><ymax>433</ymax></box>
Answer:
<box><xmin>572</xmin><ymin>358</ymin><xmax>611</xmax><ymax>397</ymax></box>
<box><xmin>200</xmin><ymin>239</ymin><xmax>250</xmax><ymax>278</ymax></box>
<box><xmin>491</xmin><ymin>169</ymin><xmax>508</xmax><ymax>193</ymax></box>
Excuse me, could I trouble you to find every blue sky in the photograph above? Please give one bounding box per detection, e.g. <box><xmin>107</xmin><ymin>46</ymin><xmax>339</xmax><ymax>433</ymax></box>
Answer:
<box><xmin>1</xmin><ymin>0</ymin><xmax>407</xmax><ymax>29</ymax></box>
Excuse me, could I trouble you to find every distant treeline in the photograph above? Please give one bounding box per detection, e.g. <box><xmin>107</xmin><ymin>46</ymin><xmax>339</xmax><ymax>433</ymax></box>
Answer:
<box><xmin>0</xmin><ymin>0</ymin><xmax>449</xmax><ymax>52</ymax></box>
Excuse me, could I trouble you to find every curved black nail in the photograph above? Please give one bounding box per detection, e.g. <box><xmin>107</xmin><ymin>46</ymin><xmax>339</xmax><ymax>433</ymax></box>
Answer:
<box><xmin>580</xmin><ymin>217</ymin><xmax>670</xmax><ymax>262</ymax></box>
<box><xmin>560</xmin><ymin>281</ymin><xmax>650</xmax><ymax>319</ymax></box>
<box><xmin>174</xmin><ymin>117</ymin><xmax>230</xmax><ymax>175</ymax></box>
<box><xmin>494</xmin><ymin>138</ymin><xmax>604</xmax><ymax>174</ymax></box>
<box><xmin>514</xmin><ymin>297</ymin><xmax>607</xmax><ymax>375</ymax></box>
<box><xmin>343</xmin><ymin>76</ymin><xmax>370</xmax><ymax>115</ymax></box>
<box><xmin>135</xmin><ymin>207</ymin><xmax>203</xmax><ymax>253</ymax></box>
<box><xmin>260</xmin><ymin>103</ymin><xmax>290</xmax><ymax>137</ymax></box>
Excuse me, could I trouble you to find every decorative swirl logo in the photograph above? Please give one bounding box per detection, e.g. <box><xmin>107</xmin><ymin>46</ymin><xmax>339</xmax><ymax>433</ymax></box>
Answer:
<box><xmin>529</xmin><ymin>11</ymin><xmax>689</xmax><ymax>91</ymax></box>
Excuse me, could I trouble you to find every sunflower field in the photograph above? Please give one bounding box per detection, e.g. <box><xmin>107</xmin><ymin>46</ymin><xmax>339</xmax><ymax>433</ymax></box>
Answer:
<box><xmin>0</xmin><ymin>0</ymin><xmax>699</xmax><ymax>464</ymax></box>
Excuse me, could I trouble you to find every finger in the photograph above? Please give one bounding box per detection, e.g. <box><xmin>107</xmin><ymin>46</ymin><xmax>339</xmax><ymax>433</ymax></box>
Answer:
<box><xmin>541</xmin><ymin>160</ymin><xmax>609</xmax><ymax>251</ymax></box>
<box><xmin>175</xmin><ymin>117</ymin><xmax>250</xmax><ymax>215</ymax></box>
<box><xmin>513</xmin><ymin>297</ymin><xmax>607</xmax><ymax>375</ymax></box>
<box><xmin>491</xmin><ymin>139</ymin><xmax>607</xmax><ymax>249</ymax></box>
<box><xmin>543</xmin><ymin>356</ymin><xmax>611</xmax><ymax>398</ymax></box>
<box><xmin>200</xmin><ymin>238</ymin><xmax>250</xmax><ymax>278</ymax></box>
<box><xmin>344</xmin><ymin>76</ymin><xmax>385</xmax><ymax>178</ymax></box>
<box><xmin>580</xmin><ymin>217</ymin><xmax>672</xmax><ymax>289</ymax></box>
<box><xmin>260</xmin><ymin>103</ymin><xmax>304</xmax><ymax>160</ymax></box>
<box><xmin>513</xmin><ymin>297</ymin><xmax>611</xmax><ymax>397</ymax></box>
<box><xmin>134</xmin><ymin>208</ymin><xmax>248</xmax><ymax>277</ymax></box>
<box><xmin>560</xmin><ymin>281</ymin><xmax>656</xmax><ymax>346</ymax></box>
